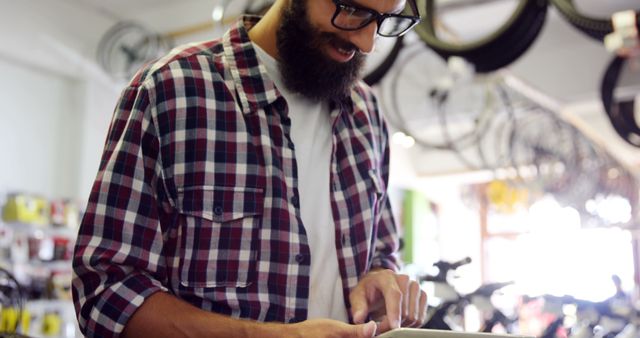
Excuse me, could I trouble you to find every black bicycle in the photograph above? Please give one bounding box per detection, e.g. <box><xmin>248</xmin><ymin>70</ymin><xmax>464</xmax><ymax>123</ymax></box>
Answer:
<box><xmin>419</xmin><ymin>257</ymin><xmax>516</xmax><ymax>333</ymax></box>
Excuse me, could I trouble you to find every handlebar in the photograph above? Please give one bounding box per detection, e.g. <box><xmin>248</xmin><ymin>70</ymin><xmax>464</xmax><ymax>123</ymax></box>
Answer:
<box><xmin>420</xmin><ymin>257</ymin><xmax>472</xmax><ymax>283</ymax></box>
<box><xmin>436</xmin><ymin>256</ymin><xmax>472</xmax><ymax>271</ymax></box>
<box><xmin>472</xmin><ymin>281</ymin><xmax>514</xmax><ymax>297</ymax></box>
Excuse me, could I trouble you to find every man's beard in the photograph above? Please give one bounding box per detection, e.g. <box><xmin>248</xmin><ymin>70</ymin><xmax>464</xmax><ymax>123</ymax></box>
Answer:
<box><xmin>276</xmin><ymin>0</ymin><xmax>365</xmax><ymax>101</ymax></box>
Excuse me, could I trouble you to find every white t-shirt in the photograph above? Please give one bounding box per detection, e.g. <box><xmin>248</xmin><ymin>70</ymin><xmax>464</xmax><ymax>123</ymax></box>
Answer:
<box><xmin>253</xmin><ymin>42</ymin><xmax>349</xmax><ymax>322</ymax></box>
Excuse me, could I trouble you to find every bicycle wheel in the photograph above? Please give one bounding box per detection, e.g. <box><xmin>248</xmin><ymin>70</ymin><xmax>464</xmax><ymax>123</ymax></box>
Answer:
<box><xmin>507</xmin><ymin>107</ymin><xmax>603</xmax><ymax>208</ymax></box>
<box><xmin>413</xmin><ymin>0</ymin><xmax>548</xmax><ymax>73</ymax></box>
<box><xmin>378</xmin><ymin>38</ymin><xmax>511</xmax><ymax>170</ymax></box>
<box><xmin>363</xmin><ymin>35</ymin><xmax>405</xmax><ymax>86</ymax></box>
<box><xmin>549</xmin><ymin>0</ymin><xmax>617</xmax><ymax>41</ymax></box>
<box><xmin>96</xmin><ymin>21</ymin><xmax>173</xmax><ymax>80</ymax></box>
<box><xmin>600</xmin><ymin>55</ymin><xmax>640</xmax><ymax>147</ymax></box>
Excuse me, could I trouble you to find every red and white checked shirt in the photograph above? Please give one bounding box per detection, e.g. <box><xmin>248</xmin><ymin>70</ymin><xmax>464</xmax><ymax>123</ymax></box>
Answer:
<box><xmin>72</xmin><ymin>16</ymin><xmax>400</xmax><ymax>337</ymax></box>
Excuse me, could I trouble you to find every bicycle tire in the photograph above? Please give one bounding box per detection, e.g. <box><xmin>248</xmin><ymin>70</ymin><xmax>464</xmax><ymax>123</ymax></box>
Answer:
<box><xmin>549</xmin><ymin>0</ymin><xmax>614</xmax><ymax>41</ymax></box>
<box><xmin>97</xmin><ymin>21</ymin><xmax>173</xmax><ymax>79</ymax></box>
<box><xmin>414</xmin><ymin>0</ymin><xmax>548</xmax><ymax>73</ymax></box>
<box><xmin>378</xmin><ymin>41</ymin><xmax>511</xmax><ymax>171</ymax></box>
<box><xmin>364</xmin><ymin>35</ymin><xmax>405</xmax><ymax>86</ymax></box>
<box><xmin>600</xmin><ymin>55</ymin><xmax>640</xmax><ymax>147</ymax></box>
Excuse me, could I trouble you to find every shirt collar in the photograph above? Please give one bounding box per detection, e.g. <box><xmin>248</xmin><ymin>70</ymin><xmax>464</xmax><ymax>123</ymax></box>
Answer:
<box><xmin>223</xmin><ymin>16</ymin><xmax>282</xmax><ymax>115</ymax></box>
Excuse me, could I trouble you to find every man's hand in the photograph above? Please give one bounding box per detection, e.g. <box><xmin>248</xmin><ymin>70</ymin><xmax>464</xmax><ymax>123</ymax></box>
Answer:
<box><xmin>349</xmin><ymin>269</ymin><xmax>428</xmax><ymax>334</ymax></box>
<box><xmin>123</xmin><ymin>292</ymin><xmax>378</xmax><ymax>338</ymax></box>
<box><xmin>289</xmin><ymin>319</ymin><xmax>377</xmax><ymax>338</ymax></box>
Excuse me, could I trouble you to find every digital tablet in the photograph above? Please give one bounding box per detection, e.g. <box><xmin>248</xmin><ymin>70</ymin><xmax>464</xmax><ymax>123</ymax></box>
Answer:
<box><xmin>376</xmin><ymin>328</ymin><xmax>534</xmax><ymax>338</ymax></box>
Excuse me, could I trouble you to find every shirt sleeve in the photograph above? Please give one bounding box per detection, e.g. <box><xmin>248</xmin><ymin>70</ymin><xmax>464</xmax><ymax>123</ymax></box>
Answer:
<box><xmin>369</xmin><ymin>94</ymin><xmax>402</xmax><ymax>272</ymax></box>
<box><xmin>72</xmin><ymin>81</ymin><xmax>171</xmax><ymax>337</ymax></box>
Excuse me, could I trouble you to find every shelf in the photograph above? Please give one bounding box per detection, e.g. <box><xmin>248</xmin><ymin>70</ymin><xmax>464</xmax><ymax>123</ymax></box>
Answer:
<box><xmin>1</xmin><ymin>222</ymin><xmax>77</xmax><ymax>239</ymax></box>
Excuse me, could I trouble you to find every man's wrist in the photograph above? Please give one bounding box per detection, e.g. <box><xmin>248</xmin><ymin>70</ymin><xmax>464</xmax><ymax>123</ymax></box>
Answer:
<box><xmin>249</xmin><ymin>321</ymin><xmax>300</xmax><ymax>338</ymax></box>
<box><xmin>368</xmin><ymin>266</ymin><xmax>393</xmax><ymax>274</ymax></box>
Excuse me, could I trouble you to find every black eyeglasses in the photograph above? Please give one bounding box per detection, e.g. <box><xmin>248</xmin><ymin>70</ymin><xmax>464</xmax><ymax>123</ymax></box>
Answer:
<box><xmin>331</xmin><ymin>0</ymin><xmax>421</xmax><ymax>37</ymax></box>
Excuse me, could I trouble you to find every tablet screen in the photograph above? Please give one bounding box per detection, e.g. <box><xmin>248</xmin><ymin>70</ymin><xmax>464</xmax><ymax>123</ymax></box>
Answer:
<box><xmin>376</xmin><ymin>328</ymin><xmax>534</xmax><ymax>338</ymax></box>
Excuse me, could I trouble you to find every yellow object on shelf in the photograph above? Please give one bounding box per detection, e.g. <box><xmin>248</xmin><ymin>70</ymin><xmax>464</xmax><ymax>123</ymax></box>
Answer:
<box><xmin>2</xmin><ymin>194</ymin><xmax>49</xmax><ymax>225</ymax></box>
<box><xmin>0</xmin><ymin>307</ymin><xmax>31</xmax><ymax>334</ymax></box>
<box><xmin>486</xmin><ymin>180</ymin><xmax>529</xmax><ymax>213</ymax></box>
<box><xmin>41</xmin><ymin>312</ymin><xmax>62</xmax><ymax>336</ymax></box>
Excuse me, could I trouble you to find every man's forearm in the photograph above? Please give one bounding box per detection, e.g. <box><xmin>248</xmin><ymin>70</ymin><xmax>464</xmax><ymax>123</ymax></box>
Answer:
<box><xmin>122</xmin><ymin>291</ymin><xmax>293</xmax><ymax>338</ymax></box>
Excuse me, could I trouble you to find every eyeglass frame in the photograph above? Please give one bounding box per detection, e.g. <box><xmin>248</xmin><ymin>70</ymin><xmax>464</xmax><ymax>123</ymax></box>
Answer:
<box><xmin>330</xmin><ymin>0</ymin><xmax>421</xmax><ymax>37</ymax></box>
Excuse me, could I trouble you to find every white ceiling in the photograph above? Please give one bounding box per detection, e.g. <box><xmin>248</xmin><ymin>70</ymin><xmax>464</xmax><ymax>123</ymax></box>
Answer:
<box><xmin>60</xmin><ymin>0</ymin><xmax>206</xmax><ymax>20</ymax></box>
<box><xmin>2</xmin><ymin>0</ymin><xmax>639</xmax><ymax>176</ymax></box>
<box><xmin>74</xmin><ymin>0</ymin><xmax>640</xmax><ymax>174</ymax></box>
<box><xmin>63</xmin><ymin>0</ymin><xmax>639</xmax><ymax>21</ymax></box>
<box><xmin>55</xmin><ymin>0</ymin><xmax>638</xmax><ymax>102</ymax></box>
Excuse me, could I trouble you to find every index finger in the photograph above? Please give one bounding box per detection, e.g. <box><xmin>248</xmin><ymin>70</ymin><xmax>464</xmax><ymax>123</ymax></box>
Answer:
<box><xmin>349</xmin><ymin>286</ymin><xmax>369</xmax><ymax>324</ymax></box>
<box><xmin>377</xmin><ymin>272</ymin><xmax>403</xmax><ymax>330</ymax></box>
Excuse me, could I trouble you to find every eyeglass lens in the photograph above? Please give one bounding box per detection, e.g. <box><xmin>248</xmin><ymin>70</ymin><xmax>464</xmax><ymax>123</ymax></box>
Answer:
<box><xmin>378</xmin><ymin>16</ymin><xmax>414</xmax><ymax>36</ymax></box>
<box><xmin>333</xmin><ymin>2</ymin><xmax>416</xmax><ymax>36</ymax></box>
<box><xmin>333</xmin><ymin>6</ymin><xmax>374</xmax><ymax>28</ymax></box>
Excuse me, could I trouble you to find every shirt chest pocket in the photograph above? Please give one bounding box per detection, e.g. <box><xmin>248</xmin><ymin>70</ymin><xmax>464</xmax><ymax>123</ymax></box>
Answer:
<box><xmin>176</xmin><ymin>185</ymin><xmax>263</xmax><ymax>288</ymax></box>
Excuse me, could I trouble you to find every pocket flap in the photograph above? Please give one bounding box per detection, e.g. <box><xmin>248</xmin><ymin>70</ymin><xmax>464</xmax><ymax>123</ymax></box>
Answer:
<box><xmin>177</xmin><ymin>185</ymin><xmax>264</xmax><ymax>222</ymax></box>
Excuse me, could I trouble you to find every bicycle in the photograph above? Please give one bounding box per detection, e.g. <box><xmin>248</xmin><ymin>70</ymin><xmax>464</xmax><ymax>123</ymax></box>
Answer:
<box><xmin>419</xmin><ymin>257</ymin><xmax>516</xmax><ymax>333</ymax></box>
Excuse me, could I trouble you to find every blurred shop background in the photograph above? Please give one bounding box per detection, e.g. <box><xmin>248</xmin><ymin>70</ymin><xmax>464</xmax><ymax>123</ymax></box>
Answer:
<box><xmin>1</xmin><ymin>0</ymin><xmax>639</xmax><ymax>337</ymax></box>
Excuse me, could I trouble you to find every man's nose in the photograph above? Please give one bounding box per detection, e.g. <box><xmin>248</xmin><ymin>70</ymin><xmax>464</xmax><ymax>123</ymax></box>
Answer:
<box><xmin>346</xmin><ymin>21</ymin><xmax>378</xmax><ymax>54</ymax></box>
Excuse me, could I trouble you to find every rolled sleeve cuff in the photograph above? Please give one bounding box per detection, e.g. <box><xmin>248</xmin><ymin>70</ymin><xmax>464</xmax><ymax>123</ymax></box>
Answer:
<box><xmin>370</xmin><ymin>254</ymin><xmax>401</xmax><ymax>273</ymax></box>
<box><xmin>85</xmin><ymin>273</ymin><xmax>168</xmax><ymax>337</ymax></box>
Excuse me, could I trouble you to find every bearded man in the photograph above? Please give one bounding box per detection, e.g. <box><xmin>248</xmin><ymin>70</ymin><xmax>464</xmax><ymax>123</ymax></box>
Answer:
<box><xmin>72</xmin><ymin>0</ymin><xmax>426</xmax><ymax>337</ymax></box>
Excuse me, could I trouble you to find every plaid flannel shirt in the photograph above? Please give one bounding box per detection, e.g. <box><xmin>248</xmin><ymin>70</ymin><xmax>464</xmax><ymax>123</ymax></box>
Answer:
<box><xmin>72</xmin><ymin>16</ymin><xmax>400</xmax><ymax>337</ymax></box>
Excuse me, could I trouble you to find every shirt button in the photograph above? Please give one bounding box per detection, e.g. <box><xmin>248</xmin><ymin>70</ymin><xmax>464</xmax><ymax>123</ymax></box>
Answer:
<box><xmin>291</xmin><ymin>195</ymin><xmax>300</xmax><ymax>208</ymax></box>
<box><xmin>295</xmin><ymin>253</ymin><xmax>305</xmax><ymax>263</ymax></box>
<box><xmin>213</xmin><ymin>205</ymin><xmax>223</xmax><ymax>216</ymax></box>
<box><xmin>342</xmin><ymin>233</ymin><xmax>349</xmax><ymax>246</ymax></box>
